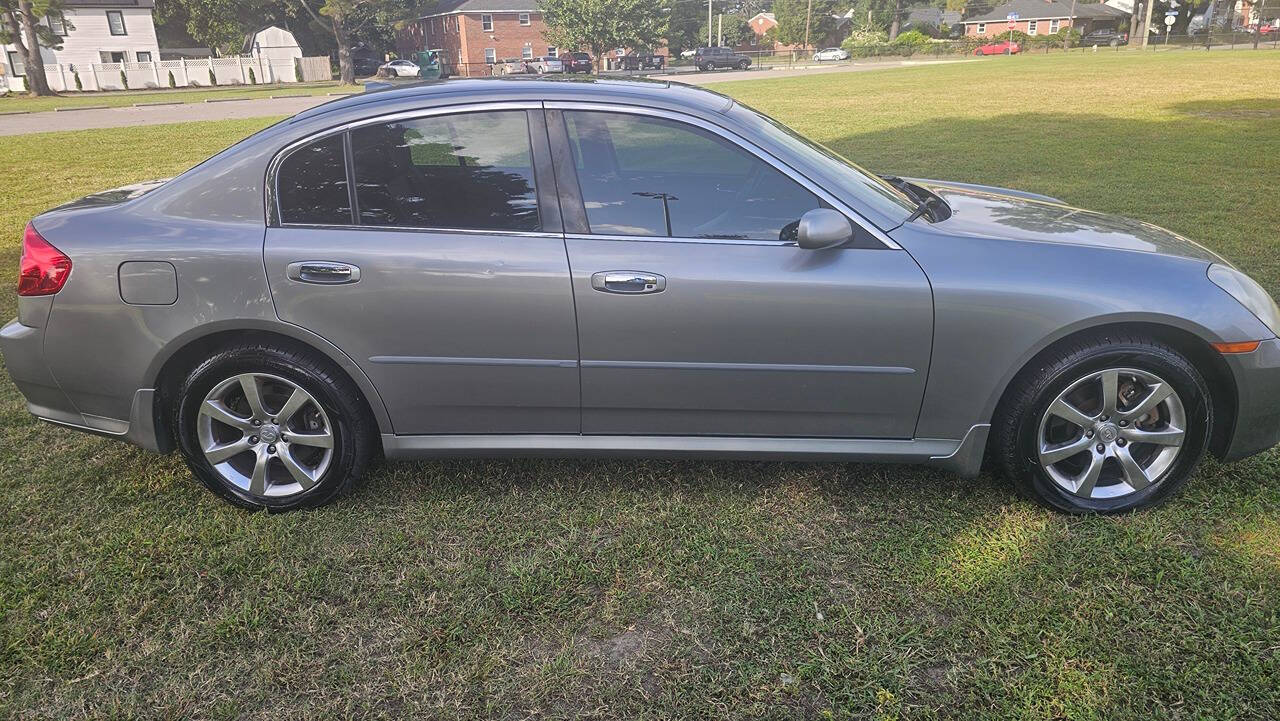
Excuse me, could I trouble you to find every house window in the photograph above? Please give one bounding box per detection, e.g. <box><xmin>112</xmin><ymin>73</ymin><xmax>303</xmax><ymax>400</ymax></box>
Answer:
<box><xmin>1049</xmin><ymin>19</ymin><xmax>1061</xmax><ymax>32</ymax></box>
<box><xmin>522</xmin><ymin>44</ymin><xmax>533</xmax><ymax>60</ymax></box>
<box><xmin>1028</xmin><ymin>20</ymin><xmax>1038</xmax><ymax>34</ymax></box>
<box><xmin>46</xmin><ymin>13</ymin><xmax>66</xmax><ymax>36</ymax></box>
<box><xmin>519</xmin><ymin>12</ymin><xmax>530</xmax><ymax>26</ymax></box>
<box><xmin>977</xmin><ymin>23</ymin><xmax>986</xmax><ymax>34</ymax></box>
<box><xmin>7</xmin><ymin>51</ymin><xmax>24</xmax><ymax>77</ymax></box>
<box><xmin>547</xmin><ymin>47</ymin><xmax>557</xmax><ymax>57</ymax></box>
<box><xmin>481</xmin><ymin>14</ymin><xmax>493</xmax><ymax>31</ymax></box>
<box><xmin>136</xmin><ymin>51</ymin><xmax>152</xmax><ymax>62</ymax></box>
<box><xmin>106</xmin><ymin>10</ymin><xmax>126</xmax><ymax>35</ymax></box>
<box><xmin>484</xmin><ymin>48</ymin><xmax>496</xmax><ymax>63</ymax></box>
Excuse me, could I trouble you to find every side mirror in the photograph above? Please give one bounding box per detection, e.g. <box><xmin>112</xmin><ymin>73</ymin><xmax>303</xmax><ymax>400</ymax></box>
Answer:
<box><xmin>796</xmin><ymin>208</ymin><xmax>854</xmax><ymax>250</ymax></box>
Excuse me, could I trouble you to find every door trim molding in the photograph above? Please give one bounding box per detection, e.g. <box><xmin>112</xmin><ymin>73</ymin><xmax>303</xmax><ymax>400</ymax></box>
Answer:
<box><xmin>580</xmin><ymin>360</ymin><xmax>916</xmax><ymax>374</ymax></box>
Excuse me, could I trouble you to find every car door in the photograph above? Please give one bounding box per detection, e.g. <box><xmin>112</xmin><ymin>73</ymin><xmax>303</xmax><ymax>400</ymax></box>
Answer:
<box><xmin>547</xmin><ymin>106</ymin><xmax>934</xmax><ymax>438</ymax></box>
<box><xmin>264</xmin><ymin>103</ymin><xmax>580</xmax><ymax>435</ymax></box>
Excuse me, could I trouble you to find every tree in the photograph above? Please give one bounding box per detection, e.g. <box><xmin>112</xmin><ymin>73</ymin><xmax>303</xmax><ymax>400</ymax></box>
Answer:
<box><xmin>541</xmin><ymin>0</ymin><xmax>669</xmax><ymax>70</ymax></box>
<box><xmin>699</xmin><ymin>12</ymin><xmax>755</xmax><ymax>47</ymax></box>
<box><xmin>773</xmin><ymin>0</ymin><xmax>839</xmax><ymax>47</ymax></box>
<box><xmin>1</xmin><ymin>0</ymin><xmax>72</xmax><ymax>95</ymax></box>
<box><xmin>293</xmin><ymin>0</ymin><xmax>426</xmax><ymax>84</ymax></box>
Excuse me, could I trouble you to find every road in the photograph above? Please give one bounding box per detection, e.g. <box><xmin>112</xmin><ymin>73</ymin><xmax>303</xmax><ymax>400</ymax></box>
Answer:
<box><xmin>0</xmin><ymin>58</ymin><xmax>975</xmax><ymax>136</ymax></box>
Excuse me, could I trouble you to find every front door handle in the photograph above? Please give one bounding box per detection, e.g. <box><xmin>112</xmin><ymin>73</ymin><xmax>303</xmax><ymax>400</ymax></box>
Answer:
<box><xmin>591</xmin><ymin>271</ymin><xmax>666</xmax><ymax>294</ymax></box>
<box><xmin>286</xmin><ymin>261</ymin><xmax>361</xmax><ymax>285</ymax></box>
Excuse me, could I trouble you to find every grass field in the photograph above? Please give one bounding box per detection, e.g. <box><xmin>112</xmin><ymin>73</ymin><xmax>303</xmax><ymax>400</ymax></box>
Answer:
<box><xmin>0</xmin><ymin>81</ymin><xmax>360</xmax><ymax>113</ymax></box>
<box><xmin>2</xmin><ymin>51</ymin><xmax>1280</xmax><ymax>719</ymax></box>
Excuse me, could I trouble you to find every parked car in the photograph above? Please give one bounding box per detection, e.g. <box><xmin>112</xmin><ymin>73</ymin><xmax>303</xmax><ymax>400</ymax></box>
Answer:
<box><xmin>528</xmin><ymin>56</ymin><xmax>564</xmax><ymax>74</ymax></box>
<box><xmin>616</xmin><ymin>53</ymin><xmax>665</xmax><ymax>71</ymax></box>
<box><xmin>494</xmin><ymin>58</ymin><xmax>529</xmax><ymax>75</ymax></box>
<box><xmin>377</xmin><ymin>59</ymin><xmax>419</xmax><ymax>77</ymax></box>
<box><xmin>974</xmin><ymin>40</ymin><xmax>1020</xmax><ymax>55</ymax></box>
<box><xmin>6</xmin><ymin>78</ymin><xmax>1279</xmax><ymax>515</ymax></box>
<box><xmin>694</xmin><ymin>46</ymin><xmax>751</xmax><ymax>70</ymax></box>
<box><xmin>564</xmin><ymin>52</ymin><xmax>593</xmax><ymax>73</ymax></box>
<box><xmin>1080</xmin><ymin>28</ymin><xmax>1128</xmax><ymax>46</ymax></box>
<box><xmin>813</xmin><ymin>47</ymin><xmax>851</xmax><ymax>61</ymax></box>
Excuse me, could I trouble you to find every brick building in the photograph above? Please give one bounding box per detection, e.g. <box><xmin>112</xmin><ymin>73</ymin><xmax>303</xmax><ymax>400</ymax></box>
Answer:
<box><xmin>959</xmin><ymin>0</ymin><xmax>1129</xmax><ymax>37</ymax></box>
<box><xmin>398</xmin><ymin>0</ymin><xmax>558</xmax><ymax>76</ymax></box>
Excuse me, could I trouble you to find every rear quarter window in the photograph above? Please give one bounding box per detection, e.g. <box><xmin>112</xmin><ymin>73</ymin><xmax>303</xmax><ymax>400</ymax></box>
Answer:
<box><xmin>276</xmin><ymin>135</ymin><xmax>352</xmax><ymax>225</ymax></box>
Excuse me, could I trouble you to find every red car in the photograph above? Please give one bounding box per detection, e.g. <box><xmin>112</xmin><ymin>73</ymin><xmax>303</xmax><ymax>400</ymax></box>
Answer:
<box><xmin>974</xmin><ymin>40</ymin><xmax>1021</xmax><ymax>55</ymax></box>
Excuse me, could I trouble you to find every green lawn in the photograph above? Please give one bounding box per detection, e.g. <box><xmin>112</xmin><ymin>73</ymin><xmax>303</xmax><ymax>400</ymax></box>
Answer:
<box><xmin>3</xmin><ymin>51</ymin><xmax>1280</xmax><ymax>719</ymax></box>
<box><xmin>0</xmin><ymin>81</ymin><xmax>361</xmax><ymax>113</ymax></box>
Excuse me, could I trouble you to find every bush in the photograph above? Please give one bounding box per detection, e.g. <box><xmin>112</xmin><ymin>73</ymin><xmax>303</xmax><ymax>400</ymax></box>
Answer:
<box><xmin>209</xmin><ymin>68</ymin><xmax>217</xmax><ymax>86</ymax></box>
<box><xmin>294</xmin><ymin>58</ymin><xmax>303</xmax><ymax>83</ymax></box>
<box><xmin>120</xmin><ymin>69</ymin><xmax>128</xmax><ymax>89</ymax></box>
<box><xmin>167</xmin><ymin>70</ymin><xmax>176</xmax><ymax>88</ymax></box>
<box><xmin>248</xmin><ymin>67</ymin><xmax>257</xmax><ymax>84</ymax></box>
<box><xmin>893</xmin><ymin>29</ymin><xmax>934</xmax><ymax>49</ymax></box>
<box><xmin>73</xmin><ymin>69</ymin><xmax>82</xmax><ymax>91</ymax></box>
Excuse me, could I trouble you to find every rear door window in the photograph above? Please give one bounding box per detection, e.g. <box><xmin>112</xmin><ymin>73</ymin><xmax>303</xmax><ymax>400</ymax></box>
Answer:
<box><xmin>349</xmin><ymin>110</ymin><xmax>540</xmax><ymax>231</ymax></box>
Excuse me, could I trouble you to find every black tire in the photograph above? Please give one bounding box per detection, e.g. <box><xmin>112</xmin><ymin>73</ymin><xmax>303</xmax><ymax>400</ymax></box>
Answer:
<box><xmin>993</xmin><ymin>333</ymin><xmax>1212</xmax><ymax>514</ymax></box>
<box><xmin>737</xmin><ymin>59</ymin><xmax>750</xmax><ymax>69</ymax></box>
<box><xmin>173</xmin><ymin>342</ymin><xmax>375</xmax><ymax>511</ymax></box>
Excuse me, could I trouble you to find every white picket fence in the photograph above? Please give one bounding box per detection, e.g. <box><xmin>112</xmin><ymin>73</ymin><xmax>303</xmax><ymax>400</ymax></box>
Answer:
<box><xmin>13</xmin><ymin>55</ymin><xmax>331</xmax><ymax>92</ymax></box>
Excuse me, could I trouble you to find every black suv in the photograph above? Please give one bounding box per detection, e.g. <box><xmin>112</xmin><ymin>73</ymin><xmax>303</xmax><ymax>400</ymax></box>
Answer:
<box><xmin>694</xmin><ymin>46</ymin><xmax>752</xmax><ymax>71</ymax></box>
<box><xmin>1079</xmin><ymin>28</ymin><xmax>1128</xmax><ymax>46</ymax></box>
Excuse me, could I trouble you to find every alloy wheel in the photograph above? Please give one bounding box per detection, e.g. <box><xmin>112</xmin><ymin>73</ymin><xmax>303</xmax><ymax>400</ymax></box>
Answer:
<box><xmin>196</xmin><ymin>373</ymin><xmax>334</xmax><ymax>498</ymax></box>
<box><xmin>1036</xmin><ymin>367</ymin><xmax>1187</xmax><ymax>500</ymax></box>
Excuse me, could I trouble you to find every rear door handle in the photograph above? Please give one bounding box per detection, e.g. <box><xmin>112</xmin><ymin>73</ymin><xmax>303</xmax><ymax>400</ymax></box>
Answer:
<box><xmin>591</xmin><ymin>271</ymin><xmax>666</xmax><ymax>294</ymax></box>
<box><xmin>286</xmin><ymin>261</ymin><xmax>360</xmax><ymax>285</ymax></box>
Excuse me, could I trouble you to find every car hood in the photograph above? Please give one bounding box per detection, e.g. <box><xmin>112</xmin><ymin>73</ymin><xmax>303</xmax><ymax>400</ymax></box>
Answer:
<box><xmin>906</xmin><ymin>179</ymin><xmax>1228</xmax><ymax>265</ymax></box>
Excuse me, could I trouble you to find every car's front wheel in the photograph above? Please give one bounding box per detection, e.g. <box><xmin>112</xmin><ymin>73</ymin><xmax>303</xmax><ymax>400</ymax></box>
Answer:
<box><xmin>994</xmin><ymin>334</ymin><xmax>1211</xmax><ymax>513</ymax></box>
<box><xmin>174</xmin><ymin>342</ymin><xmax>375</xmax><ymax>511</ymax></box>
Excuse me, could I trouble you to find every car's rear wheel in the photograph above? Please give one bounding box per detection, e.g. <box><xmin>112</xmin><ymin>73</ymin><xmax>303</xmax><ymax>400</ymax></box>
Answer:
<box><xmin>174</xmin><ymin>343</ymin><xmax>375</xmax><ymax>511</ymax></box>
<box><xmin>737</xmin><ymin>59</ymin><xmax>750</xmax><ymax>69</ymax></box>
<box><xmin>994</xmin><ymin>334</ymin><xmax>1211</xmax><ymax>514</ymax></box>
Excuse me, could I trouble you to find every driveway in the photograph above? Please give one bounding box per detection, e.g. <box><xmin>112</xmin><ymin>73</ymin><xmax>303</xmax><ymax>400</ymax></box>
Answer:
<box><xmin>0</xmin><ymin>94</ymin><xmax>336</xmax><ymax>136</ymax></box>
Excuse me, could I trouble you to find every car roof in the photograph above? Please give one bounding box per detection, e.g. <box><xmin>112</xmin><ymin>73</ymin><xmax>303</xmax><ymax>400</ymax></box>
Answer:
<box><xmin>289</xmin><ymin>76</ymin><xmax>736</xmax><ymax>125</ymax></box>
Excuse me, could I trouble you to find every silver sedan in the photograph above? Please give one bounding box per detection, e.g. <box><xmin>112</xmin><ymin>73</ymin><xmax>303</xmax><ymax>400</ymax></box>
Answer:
<box><xmin>3</xmin><ymin>78</ymin><xmax>1278</xmax><ymax>513</ymax></box>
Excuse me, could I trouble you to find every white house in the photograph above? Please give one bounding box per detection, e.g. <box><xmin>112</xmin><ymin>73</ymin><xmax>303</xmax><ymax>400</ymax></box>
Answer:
<box><xmin>3</xmin><ymin>0</ymin><xmax>160</xmax><ymax>91</ymax></box>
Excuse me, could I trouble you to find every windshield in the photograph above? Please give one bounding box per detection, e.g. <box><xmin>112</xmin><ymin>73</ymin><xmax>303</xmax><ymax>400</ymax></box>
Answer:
<box><xmin>726</xmin><ymin>100</ymin><xmax>918</xmax><ymax>224</ymax></box>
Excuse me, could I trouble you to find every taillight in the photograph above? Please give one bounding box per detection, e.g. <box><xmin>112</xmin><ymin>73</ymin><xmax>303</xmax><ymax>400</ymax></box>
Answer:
<box><xmin>17</xmin><ymin>223</ymin><xmax>72</xmax><ymax>297</ymax></box>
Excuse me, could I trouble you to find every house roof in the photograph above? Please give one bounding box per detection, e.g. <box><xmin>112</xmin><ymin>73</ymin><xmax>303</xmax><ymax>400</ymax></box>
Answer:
<box><xmin>419</xmin><ymin>0</ymin><xmax>539</xmax><ymax>17</ymax></box>
<box><xmin>963</xmin><ymin>0</ymin><xmax>1128</xmax><ymax>22</ymax></box>
<box><xmin>905</xmin><ymin>6</ymin><xmax>963</xmax><ymax>26</ymax></box>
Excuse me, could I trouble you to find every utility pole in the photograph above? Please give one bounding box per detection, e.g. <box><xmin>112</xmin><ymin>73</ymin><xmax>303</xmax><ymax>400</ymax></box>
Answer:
<box><xmin>1067</xmin><ymin>0</ymin><xmax>1078</xmax><ymax>47</ymax></box>
<box><xmin>804</xmin><ymin>0</ymin><xmax>814</xmax><ymax>51</ymax></box>
<box><xmin>718</xmin><ymin>14</ymin><xmax>723</xmax><ymax>47</ymax></box>
<box><xmin>708</xmin><ymin>0</ymin><xmax>713</xmax><ymax>46</ymax></box>
<box><xmin>1141</xmin><ymin>0</ymin><xmax>1155</xmax><ymax>47</ymax></box>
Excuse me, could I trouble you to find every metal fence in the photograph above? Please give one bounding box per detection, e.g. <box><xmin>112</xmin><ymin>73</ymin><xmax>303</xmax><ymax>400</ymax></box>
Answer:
<box><xmin>4</xmin><ymin>55</ymin><xmax>332</xmax><ymax>93</ymax></box>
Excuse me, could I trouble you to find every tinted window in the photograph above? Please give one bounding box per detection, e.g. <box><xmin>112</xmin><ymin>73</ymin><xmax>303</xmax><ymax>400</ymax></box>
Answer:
<box><xmin>350</xmin><ymin>110</ymin><xmax>539</xmax><ymax>231</ymax></box>
<box><xmin>277</xmin><ymin>135</ymin><xmax>352</xmax><ymax>225</ymax></box>
<box><xmin>564</xmin><ymin>111</ymin><xmax>823</xmax><ymax>240</ymax></box>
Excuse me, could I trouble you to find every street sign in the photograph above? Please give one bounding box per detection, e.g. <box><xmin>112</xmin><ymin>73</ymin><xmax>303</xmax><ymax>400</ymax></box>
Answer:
<box><xmin>1164</xmin><ymin>15</ymin><xmax>1176</xmax><ymax>24</ymax></box>
<box><xmin>1165</xmin><ymin>10</ymin><xmax>1179</xmax><ymax>16</ymax></box>
<box><xmin>1007</xmin><ymin>12</ymin><xmax>1019</xmax><ymax>20</ymax></box>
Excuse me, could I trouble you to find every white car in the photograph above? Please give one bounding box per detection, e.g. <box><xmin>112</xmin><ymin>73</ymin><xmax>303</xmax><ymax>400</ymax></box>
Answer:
<box><xmin>378</xmin><ymin>59</ymin><xmax>420</xmax><ymax>77</ymax></box>
<box><xmin>813</xmin><ymin>47</ymin><xmax>850</xmax><ymax>62</ymax></box>
<box><xmin>528</xmin><ymin>56</ymin><xmax>564</xmax><ymax>74</ymax></box>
